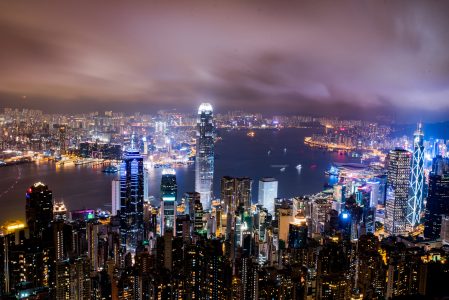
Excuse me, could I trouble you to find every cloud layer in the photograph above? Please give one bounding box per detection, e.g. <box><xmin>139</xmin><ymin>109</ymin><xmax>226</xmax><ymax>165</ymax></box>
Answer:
<box><xmin>0</xmin><ymin>1</ymin><xmax>448</xmax><ymax>120</ymax></box>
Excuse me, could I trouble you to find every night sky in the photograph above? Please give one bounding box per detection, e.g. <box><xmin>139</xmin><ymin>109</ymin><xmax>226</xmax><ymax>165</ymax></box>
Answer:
<box><xmin>0</xmin><ymin>1</ymin><xmax>448</xmax><ymax>121</ymax></box>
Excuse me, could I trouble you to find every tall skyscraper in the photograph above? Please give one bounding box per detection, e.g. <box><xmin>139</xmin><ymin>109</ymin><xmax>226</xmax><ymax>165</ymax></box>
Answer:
<box><xmin>195</xmin><ymin>103</ymin><xmax>215</xmax><ymax>210</ymax></box>
<box><xmin>424</xmin><ymin>165</ymin><xmax>449</xmax><ymax>239</ymax></box>
<box><xmin>119</xmin><ymin>138</ymin><xmax>145</xmax><ymax>254</ymax></box>
<box><xmin>384</xmin><ymin>149</ymin><xmax>412</xmax><ymax>236</ymax></box>
<box><xmin>160</xmin><ymin>169</ymin><xmax>177</xmax><ymax>234</ymax></box>
<box><xmin>407</xmin><ymin>123</ymin><xmax>424</xmax><ymax>228</ymax></box>
<box><xmin>258</xmin><ymin>178</ymin><xmax>278</xmax><ymax>216</ymax></box>
<box><xmin>25</xmin><ymin>182</ymin><xmax>53</xmax><ymax>239</ymax></box>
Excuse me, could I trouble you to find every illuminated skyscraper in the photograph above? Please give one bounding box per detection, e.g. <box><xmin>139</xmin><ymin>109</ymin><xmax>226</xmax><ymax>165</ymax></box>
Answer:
<box><xmin>258</xmin><ymin>178</ymin><xmax>278</xmax><ymax>216</ymax></box>
<box><xmin>25</xmin><ymin>182</ymin><xmax>53</xmax><ymax>239</ymax></box>
<box><xmin>424</xmin><ymin>160</ymin><xmax>449</xmax><ymax>239</ymax></box>
<box><xmin>385</xmin><ymin>149</ymin><xmax>412</xmax><ymax>236</ymax></box>
<box><xmin>160</xmin><ymin>169</ymin><xmax>177</xmax><ymax>234</ymax></box>
<box><xmin>119</xmin><ymin>137</ymin><xmax>145</xmax><ymax>253</ymax></box>
<box><xmin>407</xmin><ymin>123</ymin><xmax>424</xmax><ymax>228</ymax></box>
<box><xmin>195</xmin><ymin>103</ymin><xmax>215</xmax><ymax>210</ymax></box>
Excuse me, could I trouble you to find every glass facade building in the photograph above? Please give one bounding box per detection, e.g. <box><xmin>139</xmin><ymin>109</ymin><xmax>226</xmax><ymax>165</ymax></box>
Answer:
<box><xmin>407</xmin><ymin>123</ymin><xmax>425</xmax><ymax>228</ymax></box>
<box><xmin>195</xmin><ymin>103</ymin><xmax>215</xmax><ymax>210</ymax></box>
<box><xmin>258</xmin><ymin>178</ymin><xmax>278</xmax><ymax>216</ymax></box>
<box><xmin>160</xmin><ymin>169</ymin><xmax>177</xmax><ymax>234</ymax></box>
<box><xmin>119</xmin><ymin>142</ymin><xmax>144</xmax><ymax>254</ymax></box>
<box><xmin>385</xmin><ymin>149</ymin><xmax>411</xmax><ymax>236</ymax></box>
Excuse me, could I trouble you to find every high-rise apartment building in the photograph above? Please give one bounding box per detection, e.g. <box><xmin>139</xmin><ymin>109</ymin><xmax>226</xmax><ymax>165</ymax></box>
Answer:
<box><xmin>221</xmin><ymin>176</ymin><xmax>252</xmax><ymax>214</ymax></box>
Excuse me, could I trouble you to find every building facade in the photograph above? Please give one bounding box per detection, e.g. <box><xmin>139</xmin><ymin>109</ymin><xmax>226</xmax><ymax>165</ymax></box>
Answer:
<box><xmin>195</xmin><ymin>103</ymin><xmax>215</xmax><ymax>210</ymax></box>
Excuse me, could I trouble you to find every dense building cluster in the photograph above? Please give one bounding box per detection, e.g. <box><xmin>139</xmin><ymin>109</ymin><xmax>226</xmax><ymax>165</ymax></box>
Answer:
<box><xmin>1</xmin><ymin>105</ymin><xmax>449</xmax><ymax>299</ymax></box>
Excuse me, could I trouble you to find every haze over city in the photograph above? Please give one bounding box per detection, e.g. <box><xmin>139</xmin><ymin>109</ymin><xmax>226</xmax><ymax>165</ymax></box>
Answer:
<box><xmin>1</xmin><ymin>1</ymin><xmax>449</xmax><ymax>121</ymax></box>
<box><xmin>1</xmin><ymin>2</ymin><xmax>449</xmax><ymax>299</ymax></box>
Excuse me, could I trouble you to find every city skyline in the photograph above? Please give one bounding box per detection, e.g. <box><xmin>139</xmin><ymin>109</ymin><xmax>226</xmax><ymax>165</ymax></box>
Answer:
<box><xmin>1</xmin><ymin>1</ymin><xmax>449</xmax><ymax>121</ymax></box>
<box><xmin>1</xmin><ymin>2</ymin><xmax>449</xmax><ymax>299</ymax></box>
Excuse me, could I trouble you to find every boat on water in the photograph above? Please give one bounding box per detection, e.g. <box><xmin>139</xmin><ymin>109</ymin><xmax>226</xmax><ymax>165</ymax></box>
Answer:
<box><xmin>283</xmin><ymin>147</ymin><xmax>287</xmax><ymax>153</ymax></box>
<box><xmin>247</xmin><ymin>131</ymin><xmax>256</xmax><ymax>137</ymax></box>
<box><xmin>280</xmin><ymin>167</ymin><xmax>286</xmax><ymax>172</ymax></box>
<box><xmin>296</xmin><ymin>164</ymin><xmax>302</xmax><ymax>170</ymax></box>
<box><xmin>102</xmin><ymin>165</ymin><xmax>118</xmax><ymax>173</ymax></box>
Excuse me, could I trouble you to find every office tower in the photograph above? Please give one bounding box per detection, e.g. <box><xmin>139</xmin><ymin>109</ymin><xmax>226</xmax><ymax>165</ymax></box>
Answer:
<box><xmin>258</xmin><ymin>178</ymin><xmax>278</xmax><ymax>216</ymax></box>
<box><xmin>195</xmin><ymin>103</ymin><xmax>215</xmax><ymax>210</ymax></box>
<box><xmin>25</xmin><ymin>182</ymin><xmax>53</xmax><ymax>239</ymax></box>
<box><xmin>407</xmin><ymin>123</ymin><xmax>425</xmax><ymax>228</ymax></box>
<box><xmin>160</xmin><ymin>169</ymin><xmax>177</xmax><ymax>234</ymax></box>
<box><xmin>424</xmin><ymin>171</ymin><xmax>449</xmax><ymax>239</ymax></box>
<box><xmin>384</xmin><ymin>149</ymin><xmax>411</xmax><ymax>236</ymax></box>
<box><xmin>221</xmin><ymin>176</ymin><xmax>252</xmax><ymax>214</ymax></box>
<box><xmin>111</xmin><ymin>179</ymin><xmax>120</xmax><ymax>216</ymax></box>
<box><xmin>119</xmin><ymin>138</ymin><xmax>144</xmax><ymax>254</ymax></box>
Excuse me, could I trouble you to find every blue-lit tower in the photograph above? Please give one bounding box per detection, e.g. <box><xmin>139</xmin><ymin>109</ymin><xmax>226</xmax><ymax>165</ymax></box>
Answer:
<box><xmin>407</xmin><ymin>123</ymin><xmax>424</xmax><ymax>228</ymax></box>
<box><xmin>160</xmin><ymin>168</ymin><xmax>177</xmax><ymax>235</ymax></box>
<box><xmin>119</xmin><ymin>136</ymin><xmax>144</xmax><ymax>254</ymax></box>
<box><xmin>195</xmin><ymin>103</ymin><xmax>215</xmax><ymax>210</ymax></box>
